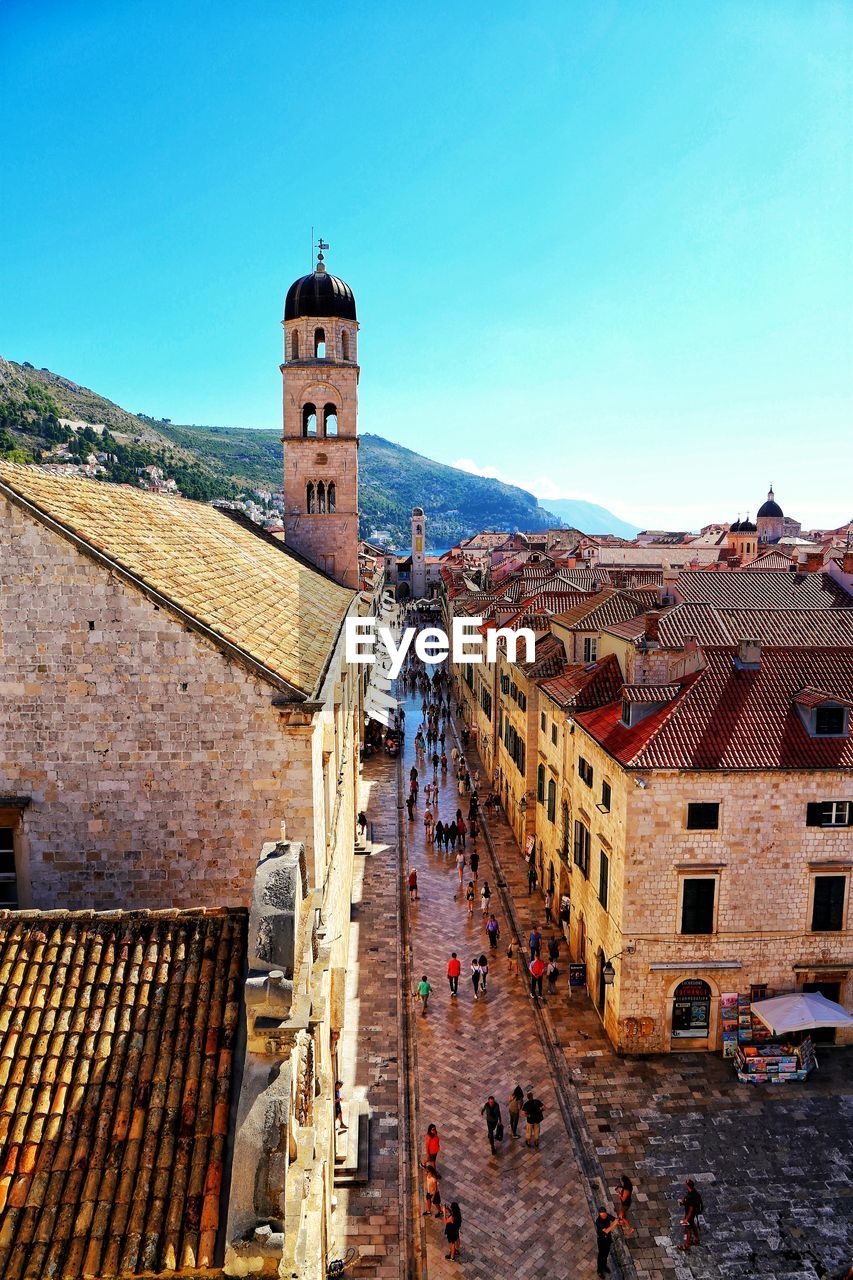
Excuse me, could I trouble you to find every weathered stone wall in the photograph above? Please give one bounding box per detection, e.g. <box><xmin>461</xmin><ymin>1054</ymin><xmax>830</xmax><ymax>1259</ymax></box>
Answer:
<box><xmin>0</xmin><ymin>497</ymin><xmax>329</xmax><ymax>912</ymax></box>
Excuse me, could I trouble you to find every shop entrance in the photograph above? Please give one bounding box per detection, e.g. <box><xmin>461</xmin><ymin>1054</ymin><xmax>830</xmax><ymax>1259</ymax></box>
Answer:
<box><xmin>803</xmin><ymin>982</ymin><xmax>841</xmax><ymax>1044</ymax></box>
<box><xmin>671</xmin><ymin>978</ymin><xmax>712</xmax><ymax>1040</ymax></box>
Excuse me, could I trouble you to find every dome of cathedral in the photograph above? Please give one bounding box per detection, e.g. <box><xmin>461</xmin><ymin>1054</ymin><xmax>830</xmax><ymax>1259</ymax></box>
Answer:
<box><xmin>284</xmin><ymin>254</ymin><xmax>356</xmax><ymax>322</ymax></box>
<box><xmin>731</xmin><ymin>517</ymin><xmax>756</xmax><ymax>533</ymax></box>
<box><xmin>757</xmin><ymin>488</ymin><xmax>783</xmax><ymax>519</ymax></box>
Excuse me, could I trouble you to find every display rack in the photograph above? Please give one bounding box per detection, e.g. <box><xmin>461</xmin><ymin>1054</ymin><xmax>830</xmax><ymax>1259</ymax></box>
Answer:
<box><xmin>734</xmin><ymin>1037</ymin><xmax>816</xmax><ymax>1085</ymax></box>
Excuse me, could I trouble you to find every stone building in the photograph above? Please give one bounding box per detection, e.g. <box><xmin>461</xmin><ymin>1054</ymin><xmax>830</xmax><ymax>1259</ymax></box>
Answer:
<box><xmin>0</xmin><ymin>462</ymin><xmax>359</xmax><ymax>926</ymax></box>
<box><xmin>281</xmin><ymin>250</ymin><xmax>360</xmax><ymax>590</ymax></box>
<box><xmin>447</xmin><ymin>555</ymin><xmax>853</xmax><ymax>1054</ymax></box>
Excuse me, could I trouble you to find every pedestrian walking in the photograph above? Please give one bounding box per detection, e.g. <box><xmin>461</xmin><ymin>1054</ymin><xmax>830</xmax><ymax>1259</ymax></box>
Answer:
<box><xmin>421</xmin><ymin>1162</ymin><xmax>442</xmax><ymax>1217</ymax></box>
<box><xmin>529</xmin><ymin>926</ymin><xmax>542</xmax><ymax>961</ymax></box>
<box><xmin>529</xmin><ymin>955</ymin><xmax>546</xmax><ymax>1000</ymax></box>
<box><xmin>448</xmin><ymin>821</ymin><xmax>458</xmax><ymax>851</ymax></box>
<box><xmin>478</xmin><ymin>953</ymin><xmax>489</xmax><ymax>993</ymax></box>
<box><xmin>544</xmin><ymin>889</ymin><xmax>552</xmax><ymax>923</ymax></box>
<box><xmin>443</xmin><ymin>1202</ymin><xmax>462</xmax><ymax>1262</ymax></box>
<box><xmin>480</xmin><ymin>880</ymin><xmax>492</xmax><ymax>917</ymax></box>
<box><xmin>465</xmin><ymin>881</ymin><xmax>475</xmax><ymax>914</ymax></box>
<box><xmin>679</xmin><ymin>1179</ymin><xmax>703</xmax><ymax>1251</ymax></box>
<box><xmin>484</xmin><ymin>913</ymin><xmax>499</xmax><ymax>950</ymax></box>
<box><xmin>425</xmin><ymin>1124</ymin><xmax>440</xmax><ymax>1168</ymax></box>
<box><xmin>456</xmin><ymin>814</ymin><xmax>467</xmax><ymax>848</ymax></box>
<box><xmin>548</xmin><ymin>935</ymin><xmax>560</xmax><ymax>962</ymax></box>
<box><xmin>424</xmin><ymin>806</ymin><xmax>433</xmax><ymax>842</ymax></box>
<box><xmin>335</xmin><ymin>1080</ymin><xmax>347</xmax><ymax>1131</ymax></box>
<box><xmin>455</xmin><ymin>850</ymin><xmax>466</xmax><ymax>888</ymax></box>
<box><xmin>357</xmin><ymin>811</ymin><xmax>368</xmax><ymax>840</ymax></box>
<box><xmin>614</xmin><ymin>1175</ymin><xmax>636</xmax><ymax>1236</ymax></box>
<box><xmin>416</xmin><ymin>975</ymin><xmax>432</xmax><ymax>1016</ymax></box>
<box><xmin>595</xmin><ymin>1208</ymin><xmax>617</xmax><ymax>1277</ymax></box>
<box><xmin>507</xmin><ymin>1084</ymin><xmax>524</xmax><ymax>1137</ymax></box>
<box><xmin>470</xmin><ymin>957</ymin><xmax>481</xmax><ymax>1000</ymax></box>
<box><xmin>546</xmin><ymin>958</ymin><xmax>559</xmax><ymax>995</ymax></box>
<box><xmin>440</xmin><ymin>751</ymin><xmax>448</xmax><ymax>774</ymax></box>
<box><xmin>507</xmin><ymin>938</ymin><xmax>522</xmax><ymax>978</ymax></box>
<box><xmin>469</xmin><ymin>849</ymin><xmax>479</xmax><ymax>879</ymax></box>
<box><xmin>522</xmin><ymin>1091</ymin><xmax>545</xmax><ymax>1147</ymax></box>
<box><xmin>447</xmin><ymin>952</ymin><xmax>461</xmax><ymax>995</ymax></box>
<box><xmin>527</xmin><ymin>861</ymin><xmax>538</xmax><ymax>894</ymax></box>
<box><xmin>434</xmin><ymin>819</ymin><xmax>445</xmax><ymax>850</ymax></box>
<box><xmin>406</xmin><ymin>793</ymin><xmax>415</xmax><ymax>821</ymax></box>
<box><xmin>481</xmin><ymin>1095</ymin><xmax>502</xmax><ymax>1154</ymax></box>
<box><xmin>408</xmin><ymin>868</ymin><xmax>419</xmax><ymax>901</ymax></box>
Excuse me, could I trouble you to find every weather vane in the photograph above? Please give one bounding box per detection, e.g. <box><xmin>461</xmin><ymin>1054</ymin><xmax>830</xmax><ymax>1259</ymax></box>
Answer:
<box><xmin>317</xmin><ymin>237</ymin><xmax>329</xmax><ymax>252</ymax></box>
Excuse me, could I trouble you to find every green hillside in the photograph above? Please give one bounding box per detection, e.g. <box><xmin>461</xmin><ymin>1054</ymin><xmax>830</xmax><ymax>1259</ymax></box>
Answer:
<box><xmin>0</xmin><ymin>356</ymin><xmax>561</xmax><ymax>546</ymax></box>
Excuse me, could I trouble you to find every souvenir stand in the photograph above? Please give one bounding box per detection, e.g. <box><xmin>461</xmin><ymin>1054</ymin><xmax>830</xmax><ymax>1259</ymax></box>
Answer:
<box><xmin>721</xmin><ymin>991</ymin><xmax>817</xmax><ymax>1084</ymax></box>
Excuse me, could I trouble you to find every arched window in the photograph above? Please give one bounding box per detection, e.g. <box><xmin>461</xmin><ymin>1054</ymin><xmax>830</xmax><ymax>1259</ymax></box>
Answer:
<box><xmin>415</xmin><ymin>523</ymin><xmax>422</xmax><ymax>536</ymax></box>
<box><xmin>314</xmin><ymin>328</ymin><xmax>326</xmax><ymax>358</ymax></box>
<box><xmin>302</xmin><ymin>403</ymin><xmax>317</xmax><ymax>437</ymax></box>
<box><xmin>291</xmin><ymin>331</ymin><xmax>300</xmax><ymax>360</ymax></box>
<box><xmin>341</xmin><ymin>329</ymin><xmax>350</xmax><ymax>360</ymax></box>
<box><xmin>306</xmin><ymin>483</ymin><xmax>315</xmax><ymax>513</ymax></box>
<box><xmin>547</xmin><ymin>778</ymin><xmax>557</xmax><ymax>823</ymax></box>
<box><xmin>317</xmin><ymin>481</ymin><xmax>326</xmax><ymax>513</ymax></box>
<box><xmin>327</xmin><ymin>482</ymin><xmax>336</xmax><ymax>512</ymax></box>
<box><xmin>537</xmin><ymin>764</ymin><xmax>545</xmax><ymax>803</ymax></box>
<box><xmin>324</xmin><ymin>404</ymin><xmax>338</xmax><ymax>437</ymax></box>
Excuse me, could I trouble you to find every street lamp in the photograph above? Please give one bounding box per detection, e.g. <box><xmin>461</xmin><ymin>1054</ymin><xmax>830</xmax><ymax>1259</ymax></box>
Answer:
<box><xmin>602</xmin><ymin>943</ymin><xmax>636</xmax><ymax>985</ymax></box>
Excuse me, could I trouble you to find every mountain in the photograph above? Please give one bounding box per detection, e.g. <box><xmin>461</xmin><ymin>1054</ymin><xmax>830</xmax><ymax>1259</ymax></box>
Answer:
<box><xmin>0</xmin><ymin>357</ymin><xmax>561</xmax><ymax>546</ymax></box>
<box><xmin>541</xmin><ymin>497</ymin><xmax>640</xmax><ymax>539</ymax></box>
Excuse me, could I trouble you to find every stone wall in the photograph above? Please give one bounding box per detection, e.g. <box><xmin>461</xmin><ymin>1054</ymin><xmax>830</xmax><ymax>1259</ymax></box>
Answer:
<box><xmin>0</xmin><ymin>497</ymin><xmax>344</xmax><ymax>913</ymax></box>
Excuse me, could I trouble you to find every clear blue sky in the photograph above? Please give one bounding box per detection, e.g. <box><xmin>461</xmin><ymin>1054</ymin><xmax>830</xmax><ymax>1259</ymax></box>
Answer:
<box><xmin>2</xmin><ymin>0</ymin><xmax>851</xmax><ymax>529</ymax></box>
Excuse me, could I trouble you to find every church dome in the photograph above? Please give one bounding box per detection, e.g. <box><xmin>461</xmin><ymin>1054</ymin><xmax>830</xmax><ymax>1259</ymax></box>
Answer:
<box><xmin>284</xmin><ymin>253</ymin><xmax>356</xmax><ymax>322</ymax></box>
<box><xmin>757</xmin><ymin>487</ymin><xmax>783</xmax><ymax>519</ymax></box>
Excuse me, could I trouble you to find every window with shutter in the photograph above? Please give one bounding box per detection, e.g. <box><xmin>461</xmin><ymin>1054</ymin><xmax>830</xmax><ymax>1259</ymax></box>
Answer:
<box><xmin>547</xmin><ymin>779</ymin><xmax>556</xmax><ymax>823</ymax></box>
<box><xmin>811</xmin><ymin>876</ymin><xmax>846</xmax><ymax>932</ymax></box>
<box><xmin>598</xmin><ymin>849</ymin><xmax>609</xmax><ymax>910</ymax></box>
<box><xmin>537</xmin><ymin>765</ymin><xmax>545</xmax><ymax>804</ymax></box>
<box><xmin>0</xmin><ymin>828</ymin><xmax>18</xmax><ymax>907</ymax></box>
<box><xmin>680</xmin><ymin>878</ymin><xmax>716</xmax><ymax>934</ymax></box>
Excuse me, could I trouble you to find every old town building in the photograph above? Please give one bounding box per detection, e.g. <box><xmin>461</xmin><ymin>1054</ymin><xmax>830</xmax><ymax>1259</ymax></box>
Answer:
<box><xmin>446</xmin><ymin>541</ymin><xmax>853</xmax><ymax>1054</ymax></box>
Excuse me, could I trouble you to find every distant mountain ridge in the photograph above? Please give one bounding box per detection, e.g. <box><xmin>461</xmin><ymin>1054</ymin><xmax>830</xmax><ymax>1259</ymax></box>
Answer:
<box><xmin>541</xmin><ymin>497</ymin><xmax>640</xmax><ymax>539</ymax></box>
<box><xmin>0</xmin><ymin>356</ymin><xmax>634</xmax><ymax>544</ymax></box>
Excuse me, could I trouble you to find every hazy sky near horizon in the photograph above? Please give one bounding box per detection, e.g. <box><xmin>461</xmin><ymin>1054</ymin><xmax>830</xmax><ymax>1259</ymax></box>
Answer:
<box><xmin>2</xmin><ymin>0</ymin><xmax>851</xmax><ymax>530</ymax></box>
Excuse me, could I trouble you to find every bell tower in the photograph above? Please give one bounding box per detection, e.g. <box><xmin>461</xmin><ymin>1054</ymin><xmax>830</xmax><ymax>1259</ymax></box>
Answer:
<box><xmin>411</xmin><ymin>506</ymin><xmax>427</xmax><ymax>598</ymax></box>
<box><xmin>281</xmin><ymin>245</ymin><xmax>359</xmax><ymax>590</ymax></box>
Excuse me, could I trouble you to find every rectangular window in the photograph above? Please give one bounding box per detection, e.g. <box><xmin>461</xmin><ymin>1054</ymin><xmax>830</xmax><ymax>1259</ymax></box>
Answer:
<box><xmin>680</xmin><ymin>878</ymin><xmax>716</xmax><ymax>934</ymax></box>
<box><xmin>583</xmin><ymin>636</ymin><xmax>598</xmax><ymax>663</ymax></box>
<box><xmin>480</xmin><ymin>687</ymin><xmax>492</xmax><ymax>720</ymax></box>
<box><xmin>541</xmin><ymin>711</ymin><xmax>546</xmax><ymax>732</ymax></box>
<box><xmin>573</xmin><ymin>821</ymin><xmax>590</xmax><ymax>877</ymax></box>
<box><xmin>0</xmin><ymin>828</ymin><xmax>18</xmax><ymax>908</ymax></box>
<box><xmin>578</xmin><ymin>757</ymin><xmax>593</xmax><ymax>787</ymax></box>
<box><xmin>815</xmin><ymin>706</ymin><xmax>845</xmax><ymax>736</ymax></box>
<box><xmin>600</xmin><ymin>781</ymin><xmax>612</xmax><ymax>812</ymax></box>
<box><xmin>464</xmin><ymin>663</ymin><xmax>474</xmax><ymax>690</ymax></box>
<box><xmin>551</xmin><ymin>723</ymin><xmax>558</xmax><ymax>746</ymax></box>
<box><xmin>811</xmin><ymin>875</ymin><xmax>846</xmax><ymax>932</ymax></box>
<box><xmin>806</xmin><ymin>801</ymin><xmax>853</xmax><ymax>827</ymax></box>
<box><xmin>598</xmin><ymin>849</ymin><xmax>609</xmax><ymax>910</ymax></box>
<box><xmin>686</xmin><ymin>802</ymin><xmax>719</xmax><ymax>830</ymax></box>
<box><xmin>518</xmin><ymin>690</ymin><xmax>527</xmax><ymax>712</ymax></box>
<box><xmin>547</xmin><ymin>779</ymin><xmax>556</xmax><ymax>823</ymax></box>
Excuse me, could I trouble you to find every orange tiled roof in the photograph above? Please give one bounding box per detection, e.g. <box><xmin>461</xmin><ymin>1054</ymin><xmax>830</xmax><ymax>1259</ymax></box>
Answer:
<box><xmin>0</xmin><ymin>908</ymin><xmax>246</xmax><ymax>1278</ymax></box>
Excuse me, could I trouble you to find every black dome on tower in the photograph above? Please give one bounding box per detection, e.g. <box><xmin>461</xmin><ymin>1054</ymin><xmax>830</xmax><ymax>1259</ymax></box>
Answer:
<box><xmin>284</xmin><ymin>253</ymin><xmax>357</xmax><ymax>322</ymax></box>
<box><xmin>757</xmin><ymin>486</ymin><xmax>783</xmax><ymax>519</ymax></box>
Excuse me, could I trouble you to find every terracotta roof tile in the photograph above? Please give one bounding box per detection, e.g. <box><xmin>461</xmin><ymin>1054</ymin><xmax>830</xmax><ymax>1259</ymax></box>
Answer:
<box><xmin>575</xmin><ymin>648</ymin><xmax>853</xmax><ymax>770</ymax></box>
<box><xmin>621</xmin><ymin>684</ymin><xmax>681</xmax><ymax>704</ymax></box>
<box><xmin>0</xmin><ymin>910</ymin><xmax>245</xmax><ymax>1278</ymax></box>
<box><xmin>539</xmin><ymin>654</ymin><xmax>624</xmax><ymax>710</ymax></box>
<box><xmin>0</xmin><ymin>464</ymin><xmax>353</xmax><ymax>697</ymax></box>
<box><xmin>675</xmin><ymin>568</ymin><xmax>852</xmax><ymax>610</ymax></box>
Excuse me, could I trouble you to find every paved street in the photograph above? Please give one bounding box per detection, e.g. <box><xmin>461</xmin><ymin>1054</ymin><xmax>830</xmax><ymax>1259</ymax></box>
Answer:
<box><xmin>338</xmin><ymin>682</ymin><xmax>853</xmax><ymax>1280</ymax></box>
<box><xmin>401</xmin><ymin>684</ymin><xmax>617</xmax><ymax>1280</ymax></box>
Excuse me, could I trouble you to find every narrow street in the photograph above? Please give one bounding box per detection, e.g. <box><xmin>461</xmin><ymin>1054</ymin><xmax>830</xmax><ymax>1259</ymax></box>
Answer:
<box><xmin>399</xmin><ymin>679</ymin><xmax>612</xmax><ymax>1280</ymax></box>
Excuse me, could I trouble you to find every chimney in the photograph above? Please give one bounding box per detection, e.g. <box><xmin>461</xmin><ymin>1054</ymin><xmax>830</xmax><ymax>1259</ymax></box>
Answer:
<box><xmin>805</xmin><ymin>551</ymin><xmax>823</xmax><ymax>573</ymax></box>
<box><xmin>644</xmin><ymin>610</ymin><xmax>661</xmax><ymax>643</ymax></box>
<box><xmin>736</xmin><ymin>636</ymin><xmax>761</xmax><ymax>669</ymax></box>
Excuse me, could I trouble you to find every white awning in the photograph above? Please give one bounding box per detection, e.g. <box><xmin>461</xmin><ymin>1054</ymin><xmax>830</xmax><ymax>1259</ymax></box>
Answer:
<box><xmin>364</xmin><ymin>697</ymin><xmax>392</xmax><ymax>726</ymax></box>
<box><xmin>750</xmin><ymin>992</ymin><xmax>853</xmax><ymax>1035</ymax></box>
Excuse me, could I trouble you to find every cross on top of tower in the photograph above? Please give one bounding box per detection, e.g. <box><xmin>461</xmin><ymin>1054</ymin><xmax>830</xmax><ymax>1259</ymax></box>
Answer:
<box><xmin>316</xmin><ymin>238</ymin><xmax>329</xmax><ymax>273</ymax></box>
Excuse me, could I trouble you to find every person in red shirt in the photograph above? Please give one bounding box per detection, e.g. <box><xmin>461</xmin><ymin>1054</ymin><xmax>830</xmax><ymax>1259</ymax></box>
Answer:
<box><xmin>408</xmin><ymin>868</ymin><xmax>419</xmax><ymax>900</ymax></box>
<box><xmin>447</xmin><ymin>952</ymin><xmax>461</xmax><ymax>995</ymax></box>
<box><xmin>425</xmin><ymin>1124</ymin><xmax>440</xmax><ymax>1168</ymax></box>
<box><xmin>529</xmin><ymin>955</ymin><xmax>546</xmax><ymax>1001</ymax></box>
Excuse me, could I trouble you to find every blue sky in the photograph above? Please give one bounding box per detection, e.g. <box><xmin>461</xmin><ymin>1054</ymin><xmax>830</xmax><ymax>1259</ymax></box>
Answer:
<box><xmin>2</xmin><ymin>0</ymin><xmax>850</xmax><ymax>529</ymax></box>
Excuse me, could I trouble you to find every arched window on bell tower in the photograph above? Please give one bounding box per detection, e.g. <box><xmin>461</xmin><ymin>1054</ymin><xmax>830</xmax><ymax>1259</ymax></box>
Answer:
<box><xmin>317</xmin><ymin>481</ymin><xmax>326</xmax><ymax>513</ymax></box>
<box><xmin>341</xmin><ymin>329</ymin><xmax>349</xmax><ymax>360</ymax></box>
<box><xmin>314</xmin><ymin>328</ymin><xmax>326</xmax><ymax>358</ymax></box>
<box><xmin>324</xmin><ymin>404</ymin><xmax>338</xmax><ymax>437</ymax></box>
<box><xmin>291</xmin><ymin>331</ymin><xmax>300</xmax><ymax>360</ymax></box>
<box><xmin>302</xmin><ymin>404</ymin><xmax>317</xmax><ymax>437</ymax></box>
<box><xmin>328</xmin><ymin>482</ymin><xmax>336</xmax><ymax>511</ymax></box>
<box><xmin>306</xmin><ymin>482</ymin><xmax>315</xmax><ymax>513</ymax></box>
